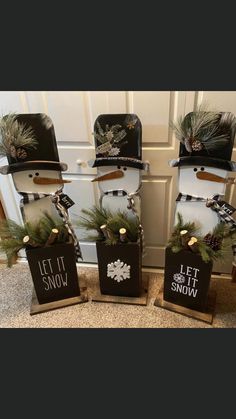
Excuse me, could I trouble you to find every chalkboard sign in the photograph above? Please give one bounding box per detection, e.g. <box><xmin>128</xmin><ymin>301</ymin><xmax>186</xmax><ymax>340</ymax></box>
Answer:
<box><xmin>26</xmin><ymin>242</ymin><xmax>80</xmax><ymax>304</ymax></box>
<box><xmin>164</xmin><ymin>247</ymin><xmax>213</xmax><ymax>312</ymax></box>
<box><xmin>96</xmin><ymin>241</ymin><xmax>142</xmax><ymax>297</ymax></box>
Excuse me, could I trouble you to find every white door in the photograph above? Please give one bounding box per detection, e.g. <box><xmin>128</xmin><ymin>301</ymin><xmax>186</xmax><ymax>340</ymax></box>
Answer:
<box><xmin>0</xmin><ymin>91</ymin><xmax>235</xmax><ymax>272</ymax></box>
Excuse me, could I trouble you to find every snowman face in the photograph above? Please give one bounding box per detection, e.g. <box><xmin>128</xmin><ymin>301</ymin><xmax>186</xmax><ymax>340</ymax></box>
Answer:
<box><xmin>96</xmin><ymin>165</ymin><xmax>141</xmax><ymax>194</ymax></box>
<box><xmin>12</xmin><ymin>169</ymin><xmax>64</xmax><ymax>194</ymax></box>
<box><xmin>178</xmin><ymin>165</ymin><xmax>228</xmax><ymax>198</ymax></box>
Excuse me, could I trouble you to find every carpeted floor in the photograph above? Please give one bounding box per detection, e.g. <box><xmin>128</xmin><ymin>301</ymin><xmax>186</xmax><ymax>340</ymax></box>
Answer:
<box><xmin>1</xmin><ymin>263</ymin><xmax>236</xmax><ymax>328</ymax></box>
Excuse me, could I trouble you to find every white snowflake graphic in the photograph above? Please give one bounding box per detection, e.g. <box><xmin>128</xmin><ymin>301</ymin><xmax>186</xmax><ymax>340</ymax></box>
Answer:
<box><xmin>107</xmin><ymin>259</ymin><xmax>131</xmax><ymax>283</ymax></box>
<box><xmin>173</xmin><ymin>273</ymin><xmax>185</xmax><ymax>284</ymax></box>
<box><xmin>108</xmin><ymin>147</ymin><xmax>120</xmax><ymax>156</ymax></box>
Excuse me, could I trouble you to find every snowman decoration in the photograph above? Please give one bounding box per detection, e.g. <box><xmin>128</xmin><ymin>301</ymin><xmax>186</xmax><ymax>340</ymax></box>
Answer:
<box><xmin>90</xmin><ymin>113</ymin><xmax>149</xmax><ymax>223</ymax></box>
<box><xmin>170</xmin><ymin>109</ymin><xmax>236</xmax><ymax>258</ymax></box>
<box><xmin>0</xmin><ymin>113</ymin><xmax>82</xmax><ymax>261</ymax></box>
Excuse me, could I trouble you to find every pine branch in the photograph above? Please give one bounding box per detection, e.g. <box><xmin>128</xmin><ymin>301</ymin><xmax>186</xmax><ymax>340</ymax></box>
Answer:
<box><xmin>110</xmin><ymin>124</ymin><xmax>122</xmax><ymax>133</ymax></box>
<box><xmin>170</xmin><ymin>103</ymin><xmax>225</xmax><ymax>152</ymax></box>
<box><xmin>211</xmin><ymin>222</ymin><xmax>230</xmax><ymax>239</ymax></box>
<box><xmin>168</xmin><ymin>212</ymin><xmax>199</xmax><ymax>250</ymax></box>
<box><xmin>0</xmin><ymin>113</ymin><xmax>37</xmax><ymax>158</ymax></box>
<box><xmin>106</xmin><ymin>237</ymin><xmax>119</xmax><ymax>245</ymax></box>
<box><xmin>168</xmin><ymin>214</ymin><xmax>231</xmax><ymax>262</ymax></box>
<box><xmin>112</xmin><ymin>129</ymin><xmax>127</xmax><ymax>144</ymax></box>
<box><xmin>0</xmin><ymin>238</ymin><xmax>24</xmax><ymax>267</ymax></box>
<box><xmin>96</xmin><ymin>121</ymin><xmax>104</xmax><ymax>136</ymax></box>
<box><xmin>0</xmin><ymin>213</ymin><xmax>70</xmax><ymax>266</ymax></box>
<box><xmin>77</xmin><ymin>206</ymin><xmax>140</xmax><ymax>244</ymax></box>
<box><xmin>78</xmin><ymin>206</ymin><xmax>113</xmax><ymax>234</ymax></box>
<box><xmin>0</xmin><ymin>219</ymin><xmax>27</xmax><ymax>240</ymax></box>
<box><xmin>107</xmin><ymin>211</ymin><xmax>139</xmax><ymax>242</ymax></box>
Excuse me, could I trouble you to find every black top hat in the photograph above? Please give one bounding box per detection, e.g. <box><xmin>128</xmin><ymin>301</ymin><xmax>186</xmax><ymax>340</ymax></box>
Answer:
<box><xmin>0</xmin><ymin>113</ymin><xmax>67</xmax><ymax>175</ymax></box>
<box><xmin>169</xmin><ymin>111</ymin><xmax>236</xmax><ymax>171</ymax></box>
<box><xmin>90</xmin><ymin>113</ymin><xmax>148</xmax><ymax>170</ymax></box>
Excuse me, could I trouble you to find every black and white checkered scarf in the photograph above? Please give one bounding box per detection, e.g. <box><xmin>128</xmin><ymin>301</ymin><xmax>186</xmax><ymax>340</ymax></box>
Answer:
<box><xmin>176</xmin><ymin>193</ymin><xmax>236</xmax><ymax>229</ymax></box>
<box><xmin>104</xmin><ymin>190</ymin><xmax>127</xmax><ymax>197</ymax></box>
<box><xmin>19</xmin><ymin>192</ymin><xmax>48</xmax><ymax>214</ymax></box>
<box><xmin>176</xmin><ymin>193</ymin><xmax>221</xmax><ymax>202</ymax></box>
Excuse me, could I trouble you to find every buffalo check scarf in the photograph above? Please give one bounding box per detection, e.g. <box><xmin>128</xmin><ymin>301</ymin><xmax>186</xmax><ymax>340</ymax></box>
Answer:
<box><xmin>176</xmin><ymin>193</ymin><xmax>236</xmax><ymax>229</ymax></box>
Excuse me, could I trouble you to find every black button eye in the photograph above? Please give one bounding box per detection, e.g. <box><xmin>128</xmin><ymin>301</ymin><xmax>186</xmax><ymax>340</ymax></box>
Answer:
<box><xmin>123</xmin><ymin>167</ymin><xmax>127</xmax><ymax>171</ymax></box>
<box><xmin>28</xmin><ymin>174</ymin><xmax>33</xmax><ymax>178</ymax></box>
<box><xmin>193</xmin><ymin>168</ymin><xmax>198</xmax><ymax>172</ymax></box>
<box><xmin>117</xmin><ymin>166</ymin><xmax>121</xmax><ymax>169</ymax></box>
<box><xmin>35</xmin><ymin>172</ymin><xmax>39</xmax><ymax>176</ymax></box>
<box><xmin>201</xmin><ymin>167</ymin><xmax>205</xmax><ymax>171</ymax></box>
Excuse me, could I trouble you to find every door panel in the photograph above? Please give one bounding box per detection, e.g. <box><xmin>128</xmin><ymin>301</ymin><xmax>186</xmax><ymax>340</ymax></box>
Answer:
<box><xmin>63</xmin><ymin>175</ymin><xmax>99</xmax><ymax>263</ymax></box>
<box><xmin>132</xmin><ymin>91</ymin><xmax>173</xmax><ymax>143</ymax></box>
<box><xmin>136</xmin><ymin>91</ymin><xmax>186</xmax><ymax>266</ymax></box>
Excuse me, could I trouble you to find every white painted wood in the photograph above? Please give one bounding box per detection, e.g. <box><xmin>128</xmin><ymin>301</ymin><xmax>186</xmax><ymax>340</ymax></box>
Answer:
<box><xmin>175</xmin><ymin>166</ymin><xmax>228</xmax><ymax>236</ymax></box>
<box><xmin>0</xmin><ymin>160</ymin><xmax>22</xmax><ymax>222</ymax></box>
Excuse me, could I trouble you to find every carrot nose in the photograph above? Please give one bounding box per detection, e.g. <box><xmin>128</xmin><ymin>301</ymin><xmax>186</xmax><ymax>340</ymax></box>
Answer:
<box><xmin>91</xmin><ymin>170</ymin><xmax>124</xmax><ymax>182</ymax></box>
<box><xmin>196</xmin><ymin>171</ymin><xmax>226</xmax><ymax>183</ymax></box>
<box><xmin>33</xmin><ymin>177</ymin><xmax>71</xmax><ymax>185</ymax></box>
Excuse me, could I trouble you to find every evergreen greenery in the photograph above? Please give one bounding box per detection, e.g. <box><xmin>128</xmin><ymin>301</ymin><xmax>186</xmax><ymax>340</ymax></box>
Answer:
<box><xmin>77</xmin><ymin>205</ymin><xmax>140</xmax><ymax>245</ymax></box>
<box><xmin>93</xmin><ymin>121</ymin><xmax>127</xmax><ymax>145</ymax></box>
<box><xmin>170</xmin><ymin>103</ymin><xmax>233</xmax><ymax>153</ymax></box>
<box><xmin>0</xmin><ymin>213</ymin><xmax>69</xmax><ymax>267</ymax></box>
<box><xmin>168</xmin><ymin>213</ymin><xmax>231</xmax><ymax>263</ymax></box>
<box><xmin>0</xmin><ymin>113</ymin><xmax>37</xmax><ymax>159</ymax></box>
<box><xmin>93</xmin><ymin>121</ymin><xmax>128</xmax><ymax>156</ymax></box>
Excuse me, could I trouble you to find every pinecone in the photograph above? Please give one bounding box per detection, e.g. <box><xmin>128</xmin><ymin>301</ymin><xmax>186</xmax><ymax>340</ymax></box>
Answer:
<box><xmin>10</xmin><ymin>144</ymin><xmax>17</xmax><ymax>158</ymax></box>
<box><xmin>16</xmin><ymin>147</ymin><xmax>27</xmax><ymax>160</ymax></box>
<box><xmin>191</xmin><ymin>139</ymin><xmax>203</xmax><ymax>151</ymax></box>
<box><xmin>204</xmin><ymin>233</ymin><xmax>222</xmax><ymax>251</ymax></box>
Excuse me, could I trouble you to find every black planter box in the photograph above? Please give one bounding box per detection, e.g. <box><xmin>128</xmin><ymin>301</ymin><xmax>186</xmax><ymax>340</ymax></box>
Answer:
<box><xmin>164</xmin><ymin>247</ymin><xmax>213</xmax><ymax>312</ymax></box>
<box><xmin>26</xmin><ymin>242</ymin><xmax>80</xmax><ymax>304</ymax></box>
<box><xmin>96</xmin><ymin>241</ymin><xmax>142</xmax><ymax>297</ymax></box>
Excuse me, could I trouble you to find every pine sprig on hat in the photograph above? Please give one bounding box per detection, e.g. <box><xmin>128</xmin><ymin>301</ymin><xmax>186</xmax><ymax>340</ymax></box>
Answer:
<box><xmin>171</xmin><ymin>103</ymin><xmax>232</xmax><ymax>154</ymax></box>
<box><xmin>0</xmin><ymin>113</ymin><xmax>38</xmax><ymax>160</ymax></box>
<box><xmin>93</xmin><ymin>121</ymin><xmax>127</xmax><ymax>157</ymax></box>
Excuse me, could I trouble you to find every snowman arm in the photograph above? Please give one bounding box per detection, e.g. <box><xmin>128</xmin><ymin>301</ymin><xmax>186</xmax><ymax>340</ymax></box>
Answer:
<box><xmin>142</xmin><ymin>161</ymin><xmax>150</xmax><ymax>172</ymax></box>
<box><xmin>230</xmin><ymin>161</ymin><xmax>236</xmax><ymax>171</ymax></box>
